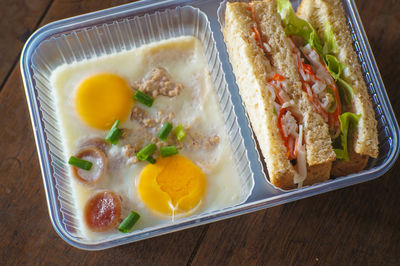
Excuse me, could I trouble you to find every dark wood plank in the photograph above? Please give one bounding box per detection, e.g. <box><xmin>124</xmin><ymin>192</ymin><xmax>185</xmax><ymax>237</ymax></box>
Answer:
<box><xmin>0</xmin><ymin>0</ymin><xmax>206</xmax><ymax>264</ymax></box>
<box><xmin>190</xmin><ymin>0</ymin><xmax>400</xmax><ymax>264</ymax></box>
<box><xmin>40</xmin><ymin>0</ymin><xmax>132</xmax><ymax>25</ymax></box>
<box><xmin>358</xmin><ymin>0</ymin><xmax>400</xmax><ymax>103</ymax></box>
<box><xmin>0</xmin><ymin>0</ymin><xmax>53</xmax><ymax>89</ymax></box>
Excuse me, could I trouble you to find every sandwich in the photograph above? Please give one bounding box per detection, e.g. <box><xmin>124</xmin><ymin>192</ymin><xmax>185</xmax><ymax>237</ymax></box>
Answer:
<box><xmin>278</xmin><ymin>0</ymin><xmax>379</xmax><ymax>176</ymax></box>
<box><xmin>223</xmin><ymin>0</ymin><xmax>379</xmax><ymax>189</ymax></box>
<box><xmin>224</xmin><ymin>0</ymin><xmax>336</xmax><ymax>189</ymax></box>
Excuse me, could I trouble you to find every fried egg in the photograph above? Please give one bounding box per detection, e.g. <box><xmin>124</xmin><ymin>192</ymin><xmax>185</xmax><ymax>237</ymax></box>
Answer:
<box><xmin>75</xmin><ymin>73</ymin><xmax>133</xmax><ymax>130</ymax></box>
<box><xmin>138</xmin><ymin>155</ymin><xmax>206</xmax><ymax>216</ymax></box>
<box><xmin>51</xmin><ymin>36</ymin><xmax>251</xmax><ymax>240</ymax></box>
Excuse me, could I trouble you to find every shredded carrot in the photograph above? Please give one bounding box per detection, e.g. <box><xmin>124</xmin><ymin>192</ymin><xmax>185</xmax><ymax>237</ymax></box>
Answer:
<box><xmin>269</xmin><ymin>82</ymin><xmax>285</xmax><ymax>105</ymax></box>
<box><xmin>299</xmin><ymin>60</ymin><xmax>341</xmax><ymax>134</ymax></box>
<box><xmin>272</xmin><ymin>73</ymin><xmax>286</xmax><ymax>82</ymax></box>
<box><xmin>277</xmin><ymin>108</ymin><xmax>297</xmax><ymax>160</ymax></box>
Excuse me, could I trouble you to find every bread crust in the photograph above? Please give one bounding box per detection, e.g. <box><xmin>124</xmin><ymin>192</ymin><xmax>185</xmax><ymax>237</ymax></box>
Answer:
<box><xmin>225</xmin><ymin>2</ymin><xmax>295</xmax><ymax>189</ymax></box>
<box><xmin>224</xmin><ymin>1</ymin><xmax>334</xmax><ymax>189</ymax></box>
<box><xmin>331</xmin><ymin>127</ymin><xmax>369</xmax><ymax>176</ymax></box>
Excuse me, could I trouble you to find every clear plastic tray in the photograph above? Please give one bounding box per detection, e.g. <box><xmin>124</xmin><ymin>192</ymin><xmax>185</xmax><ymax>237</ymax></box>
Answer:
<box><xmin>20</xmin><ymin>0</ymin><xmax>399</xmax><ymax>250</ymax></box>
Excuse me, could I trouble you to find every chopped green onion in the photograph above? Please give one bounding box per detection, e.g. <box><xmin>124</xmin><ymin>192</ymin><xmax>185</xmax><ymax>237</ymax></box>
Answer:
<box><xmin>146</xmin><ymin>156</ymin><xmax>156</xmax><ymax>164</ymax></box>
<box><xmin>174</xmin><ymin>124</ymin><xmax>186</xmax><ymax>141</ymax></box>
<box><xmin>118</xmin><ymin>211</ymin><xmax>140</xmax><ymax>233</ymax></box>
<box><xmin>136</xmin><ymin>143</ymin><xmax>157</xmax><ymax>161</ymax></box>
<box><xmin>134</xmin><ymin>90</ymin><xmax>154</xmax><ymax>107</ymax></box>
<box><xmin>68</xmin><ymin>156</ymin><xmax>93</xmax><ymax>170</ymax></box>
<box><xmin>158</xmin><ymin>121</ymin><xmax>173</xmax><ymax>141</ymax></box>
<box><xmin>105</xmin><ymin>120</ymin><xmax>123</xmax><ymax>145</ymax></box>
<box><xmin>160</xmin><ymin>146</ymin><xmax>179</xmax><ymax>157</ymax></box>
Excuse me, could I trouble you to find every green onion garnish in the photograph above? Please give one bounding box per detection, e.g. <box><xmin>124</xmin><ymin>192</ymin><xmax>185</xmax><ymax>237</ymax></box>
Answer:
<box><xmin>136</xmin><ymin>143</ymin><xmax>157</xmax><ymax>161</ymax></box>
<box><xmin>158</xmin><ymin>121</ymin><xmax>173</xmax><ymax>141</ymax></box>
<box><xmin>146</xmin><ymin>156</ymin><xmax>156</xmax><ymax>164</ymax></box>
<box><xmin>105</xmin><ymin>120</ymin><xmax>122</xmax><ymax>145</ymax></box>
<box><xmin>118</xmin><ymin>211</ymin><xmax>140</xmax><ymax>233</ymax></box>
<box><xmin>134</xmin><ymin>90</ymin><xmax>154</xmax><ymax>107</ymax></box>
<box><xmin>160</xmin><ymin>146</ymin><xmax>179</xmax><ymax>157</ymax></box>
<box><xmin>68</xmin><ymin>156</ymin><xmax>93</xmax><ymax>170</ymax></box>
<box><xmin>173</xmin><ymin>124</ymin><xmax>186</xmax><ymax>141</ymax></box>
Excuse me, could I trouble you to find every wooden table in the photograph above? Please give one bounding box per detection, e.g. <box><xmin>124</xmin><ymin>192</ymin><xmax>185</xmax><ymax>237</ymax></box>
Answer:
<box><xmin>1</xmin><ymin>0</ymin><xmax>399</xmax><ymax>264</ymax></box>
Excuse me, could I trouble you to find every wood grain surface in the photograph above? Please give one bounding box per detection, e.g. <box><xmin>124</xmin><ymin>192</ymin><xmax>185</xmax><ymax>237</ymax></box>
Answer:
<box><xmin>1</xmin><ymin>0</ymin><xmax>399</xmax><ymax>265</ymax></box>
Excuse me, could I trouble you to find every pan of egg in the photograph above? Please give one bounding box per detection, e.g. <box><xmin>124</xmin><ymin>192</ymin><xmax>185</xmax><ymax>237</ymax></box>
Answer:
<box><xmin>50</xmin><ymin>36</ymin><xmax>251</xmax><ymax>240</ymax></box>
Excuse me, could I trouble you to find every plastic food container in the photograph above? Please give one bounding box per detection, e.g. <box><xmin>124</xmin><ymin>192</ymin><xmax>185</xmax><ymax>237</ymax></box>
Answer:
<box><xmin>20</xmin><ymin>0</ymin><xmax>399</xmax><ymax>250</ymax></box>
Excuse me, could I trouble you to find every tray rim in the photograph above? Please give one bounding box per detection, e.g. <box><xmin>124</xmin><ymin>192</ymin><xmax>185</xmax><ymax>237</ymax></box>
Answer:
<box><xmin>20</xmin><ymin>0</ymin><xmax>400</xmax><ymax>250</ymax></box>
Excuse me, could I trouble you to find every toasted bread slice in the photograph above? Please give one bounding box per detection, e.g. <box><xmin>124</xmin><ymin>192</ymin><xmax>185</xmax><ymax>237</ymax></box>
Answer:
<box><xmin>224</xmin><ymin>1</ymin><xmax>334</xmax><ymax>189</ymax></box>
<box><xmin>297</xmin><ymin>0</ymin><xmax>379</xmax><ymax>175</ymax></box>
<box><xmin>253</xmin><ymin>1</ymin><xmax>335</xmax><ymax>167</ymax></box>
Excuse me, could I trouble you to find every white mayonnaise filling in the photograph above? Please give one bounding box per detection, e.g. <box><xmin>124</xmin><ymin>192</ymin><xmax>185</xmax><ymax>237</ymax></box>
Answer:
<box><xmin>279</xmin><ymin>89</ymin><xmax>290</xmax><ymax>103</ymax></box>
<box><xmin>281</xmin><ymin>111</ymin><xmax>298</xmax><ymax>138</ymax></box>
<box><xmin>266</xmin><ymin>84</ymin><xmax>276</xmax><ymax>101</ymax></box>
<box><xmin>263</xmin><ymin>42</ymin><xmax>272</xmax><ymax>52</ymax></box>
<box><xmin>294</xmin><ymin>125</ymin><xmax>307</xmax><ymax>185</ymax></box>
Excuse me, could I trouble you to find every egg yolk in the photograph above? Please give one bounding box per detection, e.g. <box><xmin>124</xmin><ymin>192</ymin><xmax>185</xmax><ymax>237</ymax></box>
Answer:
<box><xmin>75</xmin><ymin>73</ymin><xmax>133</xmax><ymax>130</ymax></box>
<box><xmin>138</xmin><ymin>155</ymin><xmax>206</xmax><ymax>216</ymax></box>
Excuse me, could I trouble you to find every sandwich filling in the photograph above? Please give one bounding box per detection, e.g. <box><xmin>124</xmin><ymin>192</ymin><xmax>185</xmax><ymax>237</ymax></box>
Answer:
<box><xmin>277</xmin><ymin>0</ymin><xmax>361</xmax><ymax>161</ymax></box>
<box><xmin>249</xmin><ymin>2</ymin><xmax>307</xmax><ymax>183</ymax></box>
<box><xmin>288</xmin><ymin>38</ymin><xmax>341</xmax><ymax>138</ymax></box>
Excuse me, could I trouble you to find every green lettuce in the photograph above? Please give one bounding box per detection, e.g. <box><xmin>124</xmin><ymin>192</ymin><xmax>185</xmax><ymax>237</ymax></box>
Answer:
<box><xmin>323</xmin><ymin>22</ymin><xmax>338</xmax><ymax>55</ymax></box>
<box><xmin>325</xmin><ymin>54</ymin><xmax>344</xmax><ymax>80</ymax></box>
<box><xmin>337</xmin><ymin>78</ymin><xmax>355</xmax><ymax>107</ymax></box>
<box><xmin>277</xmin><ymin>0</ymin><xmax>323</xmax><ymax>55</ymax></box>
<box><xmin>320</xmin><ymin>24</ymin><xmax>356</xmax><ymax>108</ymax></box>
<box><xmin>324</xmin><ymin>55</ymin><xmax>354</xmax><ymax>107</ymax></box>
<box><xmin>333</xmin><ymin>112</ymin><xmax>360</xmax><ymax>161</ymax></box>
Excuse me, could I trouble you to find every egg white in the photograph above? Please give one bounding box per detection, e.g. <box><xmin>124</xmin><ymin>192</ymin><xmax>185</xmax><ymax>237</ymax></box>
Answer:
<box><xmin>51</xmin><ymin>36</ymin><xmax>247</xmax><ymax>240</ymax></box>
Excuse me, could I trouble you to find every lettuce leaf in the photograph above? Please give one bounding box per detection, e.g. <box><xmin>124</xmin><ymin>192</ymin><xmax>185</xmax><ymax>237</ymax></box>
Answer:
<box><xmin>277</xmin><ymin>0</ymin><xmax>323</xmax><ymax>55</ymax></box>
<box><xmin>323</xmin><ymin>22</ymin><xmax>338</xmax><ymax>55</ymax></box>
<box><xmin>320</xmin><ymin>32</ymin><xmax>356</xmax><ymax>109</ymax></box>
<box><xmin>333</xmin><ymin>112</ymin><xmax>360</xmax><ymax>161</ymax></box>
<box><xmin>325</xmin><ymin>54</ymin><xmax>344</xmax><ymax>80</ymax></box>
<box><xmin>337</xmin><ymin>78</ymin><xmax>355</xmax><ymax>107</ymax></box>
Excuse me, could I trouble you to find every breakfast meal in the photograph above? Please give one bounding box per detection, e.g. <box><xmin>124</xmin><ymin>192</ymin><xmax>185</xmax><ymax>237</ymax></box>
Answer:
<box><xmin>223</xmin><ymin>0</ymin><xmax>378</xmax><ymax>189</ymax></box>
<box><xmin>51</xmin><ymin>36</ymin><xmax>250</xmax><ymax>239</ymax></box>
<box><xmin>19</xmin><ymin>0</ymin><xmax>391</xmax><ymax>248</ymax></box>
